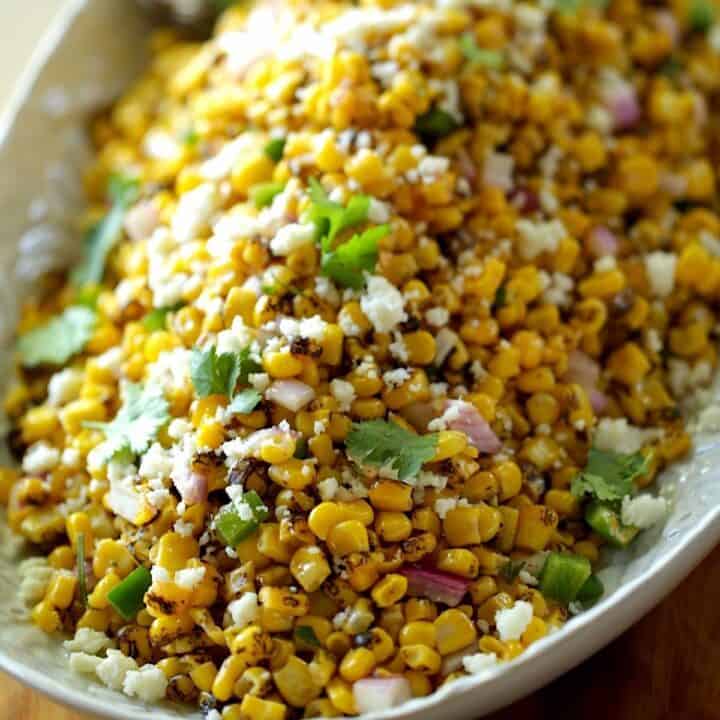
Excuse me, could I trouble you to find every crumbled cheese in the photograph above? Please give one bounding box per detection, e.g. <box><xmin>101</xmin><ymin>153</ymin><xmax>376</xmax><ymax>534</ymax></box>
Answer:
<box><xmin>594</xmin><ymin>418</ymin><xmax>662</xmax><ymax>455</ymax></box>
<box><xmin>317</xmin><ymin>476</ymin><xmax>340</xmax><ymax>501</ymax></box>
<box><xmin>425</xmin><ymin>306</ymin><xmax>450</xmax><ymax>327</ymax></box>
<box><xmin>228</xmin><ymin>592</ymin><xmax>260</xmax><ymax>628</ymax></box>
<box><xmin>171</xmin><ymin>183</ymin><xmax>216</xmax><ymax>243</ymax></box>
<box><xmin>69</xmin><ymin>653</ymin><xmax>103</xmax><ymax>675</ymax></box>
<box><xmin>434</xmin><ymin>497</ymin><xmax>461</xmax><ymax>519</ymax></box>
<box><xmin>462</xmin><ymin>652</ymin><xmax>500</xmax><ymax>676</ymax></box>
<box><xmin>495</xmin><ymin>601</ymin><xmax>533</xmax><ymax>641</ymax></box>
<box><xmin>368</xmin><ymin>198</ymin><xmax>391</xmax><ymax>223</ymax></box>
<box><xmin>64</xmin><ymin>628</ymin><xmax>114</xmax><ymax>655</ymax></box>
<box><xmin>174</xmin><ymin>566</ymin><xmax>206</xmax><ymax>589</ymax></box>
<box><xmin>18</xmin><ymin>557</ymin><xmax>53</xmax><ymax>606</ymax></box>
<box><xmin>696</xmin><ymin>404</ymin><xmax>720</xmax><ymax>432</ymax></box>
<box><xmin>483</xmin><ymin>151</ymin><xmax>514</xmax><ymax>191</ymax></box>
<box><xmin>330</xmin><ymin>379</ymin><xmax>356</xmax><ymax>412</ymax></box>
<box><xmin>270</xmin><ymin>222</ymin><xmax>316</xmax><ymax>256</ymax></box>
<box><xmin>516</xmin><ymin>218</ymin><xmax>566</xmax><ymax>260</ymax></box>
<box><xmin>644</xmin><ymin>251</ymin><xmax>676</xmax><ymax>298</ymax></box>
<box><xmin>277</xmin><ymin>315</ymin><xmax>328</xmax><ymax>342</ymax></box>
<box><xmin>594</xmin><ymin>255</ymin><xmax>617</xmax><ymax>273</ymax></box>
<box><xmin>139</xmin><ymin>442</ymin><xmax>173</xmax><ymax>481</ymax></box>
<box><xmin>389</xmin><ymin>332</ymin><xmax>409</xmax><ymax>362</ymax></box>
<box><xmin>123</xmin><ymin>665</ymin><xmax>169</xmax><ymax>703</ymax></box>
<box><xmin>621</xmin><ymin>494</ymin><xmax>668</xmax><ymax>529</ymax></box>
<box><xmin>417</xmin><ymin>155</ymin><xmax>450</xmax><ymax>182</ymax></box>
<box><xmin>174</xmin><ymin>520</ymin><xmax>195</xmax><ymax>537</ymax></box>
<box><xmin>249</xmin><ymin>373</ymin><xmax>271</xmax><ymax>392</ymax></box>
<box><xmin>360</xmin><ymin>275</ymin><xmax>407</xmax><ymax>333</ymax></box>
<box><xmin>22</xmin><ymin>442</ymin><xmax>60</xmax><ymax>474</ymax></box>
<box><xmin>434</xmin><ymin>327</ymin><xmax>459</xmax><ymax>366</ymax></box>
<box><xmin>383</xmin><ymin>368</ymin><xmax>411</xmax><ymax>388</ymax></box>
<box><xmin>96</xmin><ymin>650</ymin><xmax>139</xmax><ymax>690</ymax></box>
<box><xmin>338</xmin><ymin>309</ymin><xmax>362</xmax><ymax>337</ymax></box>
<box><xmin>47</xmin><ymin>367</ymin><xmax>83</xmax><ymax>407</ymax></box>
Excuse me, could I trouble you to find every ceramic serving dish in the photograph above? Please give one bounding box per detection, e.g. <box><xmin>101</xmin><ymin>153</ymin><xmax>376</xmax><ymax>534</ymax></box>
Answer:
<box><xmin>1</xmin><ymin>2</ymin><xmax>719</xmax><ymax>718</ymax></box>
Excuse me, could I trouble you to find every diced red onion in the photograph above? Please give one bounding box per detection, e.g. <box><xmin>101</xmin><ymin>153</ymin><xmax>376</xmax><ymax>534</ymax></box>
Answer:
<box><xmin>482</xmin><ymin>151</ymin><xmax>514</xmax><ymax>192</ymax></box>
<box><xmin>400</xmin><ymin>565</ymin><xmax>470</xmax><ymax>607</ymax></box>
<box><xmin>266</xmin><ymin>380</ymin><xmax>315</xmax><ymax>412</ymax></box>
<box><xmin>586</xmin><ymin>226</ymin><xmax>619</xmax><ymax>258</ymax></box>
<box><xmin>124</xmin><ymin>201</ymin><xmax>159</xmax><ymax>242</ymax></box>
<box><xmin>456</xmin><ymin>148</ymin><xmax>477</xmax><ymax>184</ymax></box>
<box><xmin>509</xmin><ymin>186</ymin><xmax>540</xmax><ymax>213</ymax></box>
<box><xmin>565</xmin><ymin>350</ymin><xmax>608</xmax><ymax>415</ymax></box>
<box><xmin>603</xmin><ymin>81</ymin><xmax>641</xmax><ymax>131</ymax></box>
<box><xmin>353</xmin><ymin>677</ymin><xmax>412</xmax><ymax>714</ymax></box>
<box><xmin>173</xmin><ymin>471</ymin><xmax>208</xmax><ymax>505</ymax></box>
<box><xmin>443</xmin><ymin>400</ymin><xmax>501</xmax><ymax>454</ymax></box>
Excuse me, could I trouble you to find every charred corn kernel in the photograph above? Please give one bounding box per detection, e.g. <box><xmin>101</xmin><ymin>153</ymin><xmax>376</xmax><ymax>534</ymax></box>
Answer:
<box><xmin>399</xmin><ymin>621</ymin><xmax>436</xmax><ymax>647</ymax></box>
<box><xmin>273</xmin><ymin>655</ymin><xmax>321</xmax><ymax>707</ymax></box>
<box><xmin>257</xmin><ymin>524</ymin><xmax>292</xmax><ymax>563</ymax></box>
<box><xmin>367</xmin><ymin>627</ymin><xmax>394</xmax><ymax>663</ymax></box>
<box><xmin>469</xmin><ymin>576</ymin><xmax>498</xmax><ymax>606</ymax></box>
<box><xmin>339</xmin><ymin>647</ymin><xmax>376</xmax><ymax>682</ymax></box>
<box><xmin>263</xmin><ymin>351</ymin><xmax>303</xmax><ymax>378</ymax></box>
<box><xmin>327</xmin><ymin>677</ymin><xmax>357</xmax><ymax>716</ymax></box>
<box><xmin>477</xmin><ymin>592</ymin><xmax>514</xmax><ymax>625</ymax></box>
<box><xmin>290</xmin><ymin>546</ymin><xmax>331</xmax><ymax>592</ymax></box>
<box><xmin>369</xmin><ymin>481</ymin><xmax>413</xmax><ymax>512</ymax></box>
<box><xmin>443</xmin><ymin>504</ymin><xmax>502</xmax><ymax>546</ymax></box>
<box><xmin>326</xmin><ymin>520</ymin><xmax>369</xmax><ymax>556</ymax></box>
<box><xmin>495</xmin><ymin>505</ymin><xmax>520</xmax><ymax>554</ymax></box>
<box><xmin>230</xmin><ymin>625</ymin><xmax>274</xmax><ymax>664</ymax></box>
<box><xmin>436</xmin><ymin>548</ymin><xmax>480</xmax><ymax>579</ymax></box>
<box><xmin>515</xmin><ymin>505</ymin><xmax>559</xmax><ymax>551</ymax></box>
<box><xmin>259</xmin><ymin>586</ymin><xmax>309</xmax><ymax>616</ymax></box>
<box><xmin>399</xmin><ymin>644</ymin><xmax>441</xmax><ymax>674</ymax></box>
<box><xmin>326</xmin><ymin>631</ymin><xmax>352</xmax><ymax>658</ymax></box>
<box><xmin>371</xmin><ymin>573</ymin><xmax>407</xmax><ymax>608</ymax></box>
<box><xmin>434</xmin><ymin>609</ymin><xmax>477</xmax><ymax>655</ymax></box>
<box><xmin>239</xmin><ymin>695</ymin><xmax>287</xmax><ymax>720</ymax></box>
<box><xmin>432</xmin><ymin>430</ymin><xmax>468</xmax><ymax>461</ymax></box>
<box><xmin>374</xmin><ymin>511</ymin><xmax>412</xmax><ymax>542</ymax></box>
<box><xmin>213</xmin><ymin>655</ymin><xmax>249</xmax><ymax>702</ymax></box>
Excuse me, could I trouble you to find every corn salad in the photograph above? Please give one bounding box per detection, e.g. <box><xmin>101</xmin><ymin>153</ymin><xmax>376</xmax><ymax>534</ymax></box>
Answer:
<box><xmin>5</xmin><ymin>0</ymin><xmax>720</xmax><ymax>715</ymax></box>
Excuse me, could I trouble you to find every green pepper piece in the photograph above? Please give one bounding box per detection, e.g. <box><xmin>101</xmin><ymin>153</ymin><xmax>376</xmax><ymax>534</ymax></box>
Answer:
<box><xmin>414</xmin><ymin>108</ymin><xmax>459</xmax><ymax>143</ymax></box>
<box><xmin>539</xmin><ymin>552</ymin><xmax>592</xmax><ymax>605</ymax></box>
<box><xmin>689</xmin><ymin>0</ymin><xmax>715</xmax><ymax>32</ymax></box>
<box><xmin>576</xmin><ymin>574</ymin><xmax>604</xmax><ymax>605</ymax></box>
<box><xmin>215</xmin><ymin>490</ymin><xmax>270</xmax><ymax>547</ymax></box>
<box><xmin>251</xmin><ymin>182</ymin><xmax>285</xmax><ymax>209</ymax></box>
<box><xmin>264</xmin><ymin>138</ymin><xmax>286</xmax><ymax>163</ymax></box>
<box><xmin>585</xmin><ymin>501</ymin><xmax>639</xmax><ymax>548</ymax></box>
<box><xmin>107</xmin><ymin>566</ymin><xmax>152</xmax><ymax>620</ymax></box>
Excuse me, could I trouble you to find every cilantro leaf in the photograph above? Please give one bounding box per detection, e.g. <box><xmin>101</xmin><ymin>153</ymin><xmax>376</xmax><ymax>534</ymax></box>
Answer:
<box><xmin>459</xmin><ymin>34</ymin><xmax>504</xmax><ymax>69</ymax></box>
<box><xmin>237</xmin><ymin>347</ymin><xmax>262</xmax><ymax>385</ymax></box>
<box><xmin>227</xmin><ymin>389</ymin><xmax>262</xmax><ymax>415</ymax></box>
<box><xmin>571</xmin><ymin>447</ymin><xmax>650</xmax><ymax>502</ymax></box>
<box><xmin>321</xmin><ymin>224</ymin><xmax>389</xmax><ymax>289</ymax></box>
<box><xmin>18</xmin><ymin>306</ymin><xmax>96</xmax><ymax>367</ymax></box>
<box><xmin>346</xmin><ymin>420</ymin><xmax>438</xmax><ymax>482</ymax></box>
<box><xmin>85</xmin><ymin>382</ymin><xmax>169</xmax><ymax>463</ymax></box>
<box><xmin>264</xmin><ymin>137</ymin><xmax>286</xmax><ymax>163</ymax></box>
<box><xmin>294</xmin><ymin>625</ymin><xmax>320</xmax><ymax>647</ymax></box>
<box><xmin>142</xmin><ymin>303</ymin><xmax>184</xmax><ymax>332</ymax></box>
<box><xmin>689</xmin><ymin>0</ymin><xmax>715</xmax><ymax>32</ymax></box>
<box><xmin>307</xmin><ymin>179</ymin><xmax>370</xmax><ymax>248</ymax></box>
<box><xmin>190</xmin><ymin>346</ymin><xmax>242</xmax><ymax>398</ymax></box>
<box><xmin>71</xmin><ymin>174</ymin><xmax>139</xmax><ymax>287</ymax></box>
<box><xmin>500</xmin><ymin>559</ymin><xmax>526</xmax><ymax>582</ymax></box>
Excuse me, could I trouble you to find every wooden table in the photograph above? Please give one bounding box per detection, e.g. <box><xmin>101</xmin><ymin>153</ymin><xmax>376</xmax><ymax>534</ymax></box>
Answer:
<box><xmin>2</xmin><ymin>544</ymin><xmax>719</xmax><ymax>720</ymax></box>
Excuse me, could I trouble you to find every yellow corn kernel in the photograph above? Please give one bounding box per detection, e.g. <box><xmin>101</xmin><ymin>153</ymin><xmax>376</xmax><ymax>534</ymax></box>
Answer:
<box><xmin>257</xmin><ymin>523</ymin><xmax>292</xmax><ymax>563</ymax></box>
<box><xmin>268</xmin><ymin>458</ymin><xmax>316</xmax><ymax>490</ymax></box>
<box><xmin>48</xmin><ymin>545</ymin><xmax>75</xmax><ymax>570</ymax></box>
<box><xmin>434</xmin><ymin>608</ymin><xmax>477</xmax><ymax>655</ymax></box>
<box><xmin>258</xmin><ymin>433</ymin><xmax>296</xmax><ymax>464</ymax></box>
<box><xmin>308</xmin><ymin>502</ymin><xmax>345</xmax><ymax>540</ymax></box>
<box><xmin>31</xmin><ymin>600</ymin><xmax>61</xmax><ymax>633</ymax></box>
<box><xmin>259</xmin><ymin>586</ymin><xmax>309</xmax><ymax>616</ymax></box>
<box><xmin>77</xmin><ymin>607</ymin><xmax>111</xmax><ymax>632</ymax></box>
<box><xmin>443</xmin><ymin>504</ymin><xmax>502</xmax><ymax>547</ymax></box>
<box><xmin>196</xmin><ymin>420</ymin><xmax>225</xmax><ymax>450</ymax></box>
<box><xmin>263</xmin><ymin>350</ymin><xmax>303</xmax><ymax>378</ymax></box>
<box><xmin>435</xmin><ymin>548</ymin><xmax>479</xmax><ymax>579</ymax></box>
<box><xmin>399</xmin><ymin>644</ymin><xmax>442</xmax><ymax>674</ymax></box>
<box><xmin>66</xmin><ymin>512</ymin><xmax>93</xmax><ymax>555</ymax></box>
<box><xmin>495</xmin><ymin>505</ymin><xmax>520</xmax><ymax>553</ymax></box>
<box><xmin>521</xmin><ymin>616</ymin><xmax>547</xmax><ymax>646</ymax></box>
<box><xmin>154</xmin><ymin>532</ymin><xmax>199</xmax><ymax>571</ymax></box>
<box><xmin>327</xmin><ymin>520</ymin><xmax>369</xmax><ymax>556</ymax></box>
<box><xmin>327</xmin><ymin>677</ymin><xmax>357</xmax><ymax>716</ymax></box>
<box><xmin>515</xmin><ymin>505</ymin><xmax>559</xmax><ymax>551</ymax></box>
<box><xmin>368</xmin><ymin>481</ymin><xmax>413</xmax><ymax>512</ymax></box>
<box><xmin>469</xmin><ymin>576</ymin><xmax>498</xmax><ymax>606</ymax></box>
<box><xmin>45</xmin><ymin>570</ymin><xmax>78</xmax><ymax>610</ymax></box>
<box><xmin>374</xmin><ymin>511</ymin><xmax>412</xmax><ymax>542</ymax></box>
<box><xmin>339</xmin><ymin>647</ymin><xmax>376</xmax><ymax>682</ymax></box>
<box><xmin>398</xmin><ymin>621</ymin><xmax>436</xmax><ymax>648</ymax></box>
<box><xmin>238</xmin><ymin>694</ymin><xmax>287</xmax><ymax>720</ymax></box>
<box><xmin>371</xmin><ymin>573</ymin><xmax>408</xmax><ymax>608</ymax></box>
<box><xmin>93</xmin><ymin>539</ymin><xmax>135</xmax><ymax>579</ymax></box>
<box><xmin>404</xmin><ymin>331</ymin><xmax>436</xmax><ymax>365</ymax></box>
<box><xmin>230</xmin><ymin>625</ymin><xmax>274</xmax><ymax>664</ymax></box>
<box><xmin>290</xmin><ymin>546</ymin><xmax>331</xmax><ymax>592</ymax></box>
<box><xmin>231</xmin><ymin>152</ymin><xmax>275</xmax><ymax>195</ymax></box>
<box><xmin>88</xmin><ymin>571</ymin><xmax>121</xmax><ymax>610</ymax></box>
<box><xmin>59</xmin><ymin>399</ymin><xmax>106</xmax><ymax>435</ymax></box>
<box><xmin>607</xmin><ymin>342</ymin><xmax>651</xmax><ymax>386</ymax></box>
<box><xmin>432</xmin><ymin>430</ymin><xmax>469</xmax><ymax>461</ymax></box>
<box><xmin>273</xmin><ymin>655</ymin><xmax>321</xmax><ymax>707</ymax></box>
<box><xmin>495</xmin><ymin>461</ymin><xmax>522</xmax><ymax>501</ymax></box>
<box><xmin>212</xmin><ymin>655</ymin><xmax>248</xmax><ymax>702</ymax></box>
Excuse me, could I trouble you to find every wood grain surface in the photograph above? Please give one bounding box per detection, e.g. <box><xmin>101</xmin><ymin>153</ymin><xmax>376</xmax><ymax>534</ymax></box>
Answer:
<box><xmin>1</xmin><ymin>543</ymin><xmax>719</xmax><ymax>720</ymax></box>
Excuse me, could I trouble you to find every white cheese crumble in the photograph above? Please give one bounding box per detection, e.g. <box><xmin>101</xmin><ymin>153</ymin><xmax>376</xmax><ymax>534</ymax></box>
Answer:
<box><xmin>64</xmin><ymin>628</ymin><xmax>114</xmax><ymax>655</ymax></box>
<box><xmin>22</xmin><ymin>442</ymin><xmax>60</xmax><ymax>475</ymax></box>
<box><xmin>317</xmin><ymin>476</ymin><xmax>340</xmax><ymax>501</ymax></box>
<box><xmin>495</xmin><ymin>601</ymin><xmax>534</xmax><ymax>641</ymax></box>
<box><xmin>69</xmin><ymin>652</ymin><xmax>103</xmax><ymax>675</ymax></box>
<box><xmin>516</xmin><ymin>219</ymin><xmax>566</xmax><ymax>260</ymax></box>
<box><xmin>123</xmin><ymin>665</ymin><xmax>169</xmax><ymax>703</ymax></box>
<box><xmin>621</xmin><ymin>494</ymin><xmax>668</xmax><ymax>529</ymax></box>
<box><xmin>594</xmin><ymin>418</ymin><xmax>662</xmax><ymax>455</ymax></box>
<box><xmin>462</xmin><ymin>652</ymin><xmax>500</xmax><ymax>676</ymax></box>
<box><xmin>171</xmin><ymin>183</ymin><xmax>216</xmax><ymax>243</ymax></box>
<box><xmin>383</xmin><ymin>368</ymin><xmax>411</xmax><ymax>388</ymax></box>
<box><xmin>270</xmin><ymin>222</ymin><xmax>316</xmax><ymax>256</ymax></box>
<box><xmin>644</xmin><ymin>251</ymin><xmax>677</xmax><ymax>298</ymax></box>
<box><xmin>47</xmin><ymin>367</ymin><xmax>83</xmax><ymax>407</ymax></box>
<box><xmin>96</xmin><ymin>649</ymin><xmax>139</xmax><ymax>690</ymax></box>
<box><xmin>360</xmin><ymin>275</ymin><xmax>408</xmax><ymax>333</ymax></box>
<box><xmin>330</xmin><ymin>379</ymin><xmax>356</xmax><ymax>412</ymax></box>
<box><xmin>228</xmin><ymin>592</ymin><xmax>260</xmax><ymax>628</ymax></box>
<box><xmin>425</xmin><ymin>306</ymin><xmax>450</xmax><ymax>327</ymax></box>
<box><xmin>174</xmin><ymin>566</ymin><xmax>206</xmax><ymax>589</ymax></box>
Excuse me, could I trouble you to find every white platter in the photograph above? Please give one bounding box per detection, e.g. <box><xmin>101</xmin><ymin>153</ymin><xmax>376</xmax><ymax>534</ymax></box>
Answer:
<box><xmin>0</xmin><ymin>2</ymin><xmax>719</xmax><ymax>718</ymax></box>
